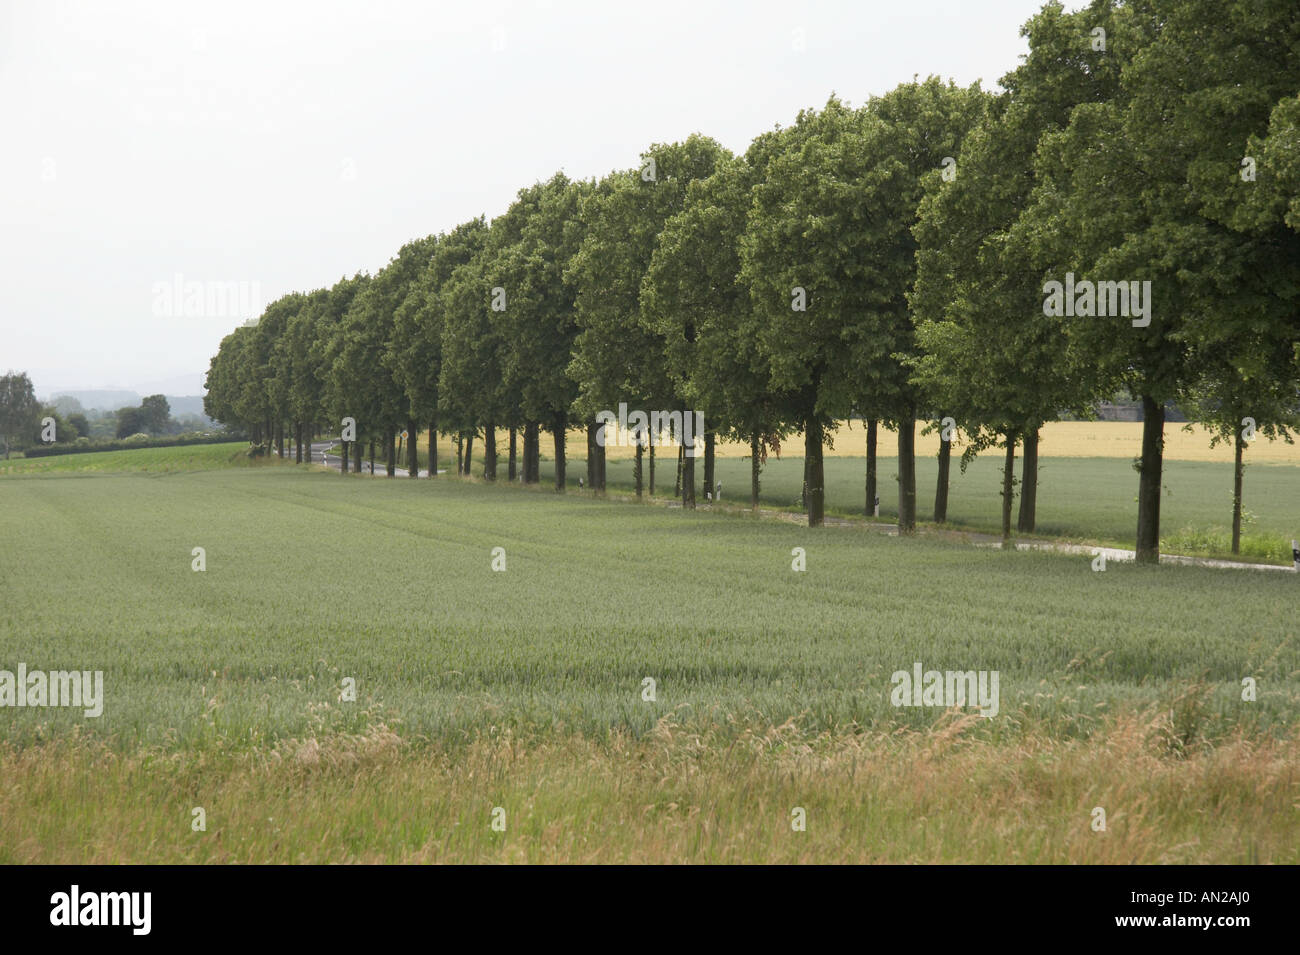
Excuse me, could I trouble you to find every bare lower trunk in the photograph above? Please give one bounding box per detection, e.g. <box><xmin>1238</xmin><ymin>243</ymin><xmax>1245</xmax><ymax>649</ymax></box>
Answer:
<box><xmin>1135</xmin><ymin>395</ymin><xmax>1165</xmax><ymax>564</ymax></box>
<box><xmin>406</xmin><ymin>419</ymin><xmax>418</xmax><ymax>476</ymax></box>
<box><xmin>750</xmin><ymin>432</ymin><xmax>761</xmax><ymax>511</ymax></box>
<box><xmin>386</xmin><ymin>429</ymin><xmax>396</xmax><ymax>477</ymax></box>
<box><xmin>456</xmin><ymin>434</ymin><xmax>463</xmax><ymax>475</ymax></box>
<box><xmin>1001</xmin><ymin>432</ymin><xmax>1017</xmax><ymax>542</ymax></box>
<box><xmin>341</xmin><ymin>440</ymin><xmax>349</xmax><ymax>474</ymax></box>
<box><xmin>464</xmin><ymin>431</ymin><xmax>474</xmax><ymax>477</ymax></box>
<box><xmin>369</xmin><ymin>439</ymin><xmax>375</xmax><ymax>475</ymax></box>
<box><xmin>865</xmin><ymin>418</ymin><xmax>877</xmax><ymax>518</ymax></box>
<box><xmin>934</xmin><ymin>428</ymin><xmax>951</xmax><ymax>523</ymax></box>
<box><xmin>508</xmin><ymin>427</ymin><xmax>517</xmax><ymax>482</ymax></box>
<box><xmin>596</xmin><ymin>434</ymin><xmax>606</xmax><ymax>493</ymax></box>
<box><xmin>295</xmin><ymin>422</ymin><xmax>303</xmax><ymax>463</ymax></box>
<box><xmin>428</xmin><ymin>421</ymin><xmax>438</xmax><ymax>477</ymax></box>
<box><xmin>805</xmin><ymin>416</ymin><xmax>824</xmax><ymax>527</ymax></box>
<box><xmin>897</xmin><ymin>413</ymin><xmax>916</xmax><ymax>534</ymax></box>
<box><xmin>484</xmin><ymin>422</ymin><xmax>497</xmax><ymax>481</ymax></box>
<box><xmin>586</xmin><ymin>423</ymin><xmax>597</xmax><ymax>489</ymax></box>
<box><xmin>649</xmin><ymin>443</ymin><xmax>656</xmax><ymax>496</ymax></box>
<box><xmin>682</xmin><ymin>424</ymin><xmax>696</xmax><ymax>510</ymax></box>
<box><xmin>553</xmin><ymin>420</ymin><xmax>566</xmax><ymax>491</ymax></box>
<box><xmin>1231</xmin><ymin>428</ymin><xmax>1244</xmax><ymax>555</ymax></box>
<box><xmin>703</xmin><ymin>431</ymin><xmax>715</xmax><ymax>502</ymax></box>
<box><xmin>352</xmin><ymin>439</ymin><xmax>361</xmax><ymax>474</ymax></box>
<box><xmin>634</xmin><ymin>441</ymin><xmax>643</xmax><ymax>498</ymax></box>
<box><xmin>1018</xmin><ymin>426</ymin><xmax>1038</xmax><ymax>533</ymax></box>
<box><xmin>524</xmin><ymin>422</ymin><xmax>540</xmax><ymax>484</ymax></box>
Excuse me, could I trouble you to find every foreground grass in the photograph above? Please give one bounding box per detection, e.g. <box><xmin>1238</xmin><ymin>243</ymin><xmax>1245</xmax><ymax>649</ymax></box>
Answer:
<box><xmin>2</xmin><ymin>713</ymin><xmax>1294</xmax><ymax>863</ymax></box>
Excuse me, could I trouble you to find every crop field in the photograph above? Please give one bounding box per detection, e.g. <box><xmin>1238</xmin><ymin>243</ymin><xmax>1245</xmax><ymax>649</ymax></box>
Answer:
<box><xmin>1</xmin><ymin>443</ymin><xmax>1297</xmax><ymax>863</ymax></box>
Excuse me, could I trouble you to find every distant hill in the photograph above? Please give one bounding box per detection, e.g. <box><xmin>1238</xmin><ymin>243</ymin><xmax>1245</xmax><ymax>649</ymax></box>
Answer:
<box><xmin>46</xmin><ymin>390</ymin><xmax>142</xmax><ymax>411</ymax></box>
<box><xmin>45</xmin><ymin>390</ymin><xmax>212</xmax><ymax>423</ymax></box>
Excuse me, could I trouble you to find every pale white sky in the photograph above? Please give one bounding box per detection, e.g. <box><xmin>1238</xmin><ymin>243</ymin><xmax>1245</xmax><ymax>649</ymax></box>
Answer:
<box><xmin>0</xmin><ymin>0</ymin><xmax>1050</xmax><ymax>397</ymax></box>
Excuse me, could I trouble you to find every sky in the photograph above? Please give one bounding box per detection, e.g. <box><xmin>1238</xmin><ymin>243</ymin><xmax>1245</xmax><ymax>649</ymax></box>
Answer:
<box><xmin>0</xmin><ymin>0</ymin><xmax>1053</xmax><ymax>398</ymax></box>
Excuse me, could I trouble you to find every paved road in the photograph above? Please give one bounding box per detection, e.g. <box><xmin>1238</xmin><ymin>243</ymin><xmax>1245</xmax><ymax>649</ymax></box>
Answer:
<box><xmin>280</xmin><ymin>440</ymin><xmax>445</xmax><ymax>477</ymax></box>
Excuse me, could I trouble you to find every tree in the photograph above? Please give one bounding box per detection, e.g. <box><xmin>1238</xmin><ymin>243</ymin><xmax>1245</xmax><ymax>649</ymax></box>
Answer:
<box><xmin>643</xmin><ymin>146</ymin><xmax>797</xmax><ymax>510</ymax></box>
<box><xmin>389</xmin><ymin>220</ymin><xmax>488</xmax><ymax>480</ymax></box>
<box><xmin>497</xmin><ymin>175</ymin><xmax>594</xmax><ymax>491</ymax></box>
<box><xmin>742</xmin><ymin>84</ymin><xmax>983</xmax><ymax>528</ymax></box>
<box><xmin>0</xmin><ymin>372</ymin><xmax>40</xmax><ymax>458</ymax></box>
<box><xmin>1020</xmin><ymin>0</ymin><xmax>1300</xmax><ymax>562</ymax></box>
<box><xmin>139</xmin><ymin>395</ymin><xmax>171</xmax><ymax>434</ymax></box>
<box><xmin>568</xmin><ymin>135</ymin><xmax>729</xmax><ymax>503</ymax></box>
<box><xmin>333</xmin><ymin>240</ymin><xmax>433</xmax><ymax>476</ymax></box>
<box><xmin>912</xmin><ymin>4</ymin><xmax>1122</xmax><ymax>536</ymax></box>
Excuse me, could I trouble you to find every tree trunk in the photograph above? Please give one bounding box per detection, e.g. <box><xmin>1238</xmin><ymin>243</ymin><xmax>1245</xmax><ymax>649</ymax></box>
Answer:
<box><xmin>508</xmin><ymin>427</ymin><xmax>517</xmax><ymax>482</ymax></box>
<box><xmin>406</xmin><ymin>419</ymin><xmax>418</xmax><ymax>476</ymax></box>
<box><xmin>1231</xmin><ymin>427</ymin><xmax>1245</xmax><ymax>555</ymax></box>
<box><xmin>703</xmin><ymin>431</ymin><xmax>715</xmax><ymax>502</ymax></box>
<box><xmin>649</xmin><ymin>443</ymin><xmax>655</xmax><ymax>496</ymax></box>
<box><xmin>585</xmin><ymin>422</ymin><xmax>597</xmax><ymax>489</ymax></box>
<box><xmin>897</xmin><ymin>413</ymin><xmax>916</xmax><ymax>534</ymax></box>
<box><xmin>750</xmin><ymin>432</ymin><xmax>761</xmax><ymax>511</ymax></box>
<box><xmin>352</xmin><ymin>438</ymin><xmax>361</xmax><ymax>474</ymax></box>
<box><xmin>464</xmin><ymin>431</ymin><xmax>474</xmax><ymax>477</ymax></box>
<box><xmin>801</xmin><ymin>452</ymin><xmax>809</xmax><ymax>510</ymax></box>
<box><xmin>1135</xmin><ymin>395</ymin><xmax>1165</xmax><ymax>564</ymax></box>
<box><xmin>524</xmin><ymin>421</ymin><xmax>540</xmax><ymax>484</ymax></box>
<box><xmin>865</xmin><ymin>418</ymin><xmax>878</xmax><ymax>518</ymax></box>
<box><xmin>634</xmin><ymin>441</ymin><xmax>643</xmax><ymax>498</ymax></box>
<box><xmin>341</xmin><ymin>440</ymin><xmax>349</xmax><ymax>474</ymax></box>
<box><xmin>1001</xmin><ymin>432</ymin><xmax>1017</xmax><ymax>542</ymax></box>
<box><xmin>295</xmin><ymin>422</ymin><xmax>303</xmax><ymax>463</ymax></box>
<box><xmin>553</xmin><ymin>420</ymin><xmax>566</xmax><ymax>491</ymax></box>
<box><xmin>386</xmin><ymin>429</ymin><xmax>396</xmax><ymax>477</ymax></box>
<box><xmin>276</xmin><ymin>422</ymin><xmax>284</xmax><ymax>458</ymax></box>
<box><xmin>1018</xmin><ymin>426</ymin><xmax>1039</xmax><ymax>533</ymax></box>
<box><xmin>369</xmin><ymin>439</ymin><xmax>375</xmax><ymax>475</ymax></box>
<box><xmin>456</xmin><ymin>434</ymin><xmax>464</xmax><ymax>475</ymax></box>
<box><xmin>805</xmin><ymin>415</ymin><xmax>824</xmax><ymax>527</ymax></box>
<box><xmin>674</xmin><ymin>444</ymin><xmax>683</xmax><ymax>498</ymax></box>
<box><xmin>484</xmin><ymin>422</ymin><xmax>497</xmax><ymax>481</ymax></box>
<box><xmin>682</xmin><ymin>426</ymin><xmax>696</xmax><ymax>510</ymax></box>
<box><xmin>429</xmin><ymin>421</ymin><xmax>438</xmax><ymax>477</ymax></box>
<box><xmin>596</xmin><ymin>434</ymin><xmax>606</xmax><ymax>493</ymax></box>
<box><xmin>934</xmin><ymin>428</ymin><xmax>951</xmax><ymax>524</ymax></box>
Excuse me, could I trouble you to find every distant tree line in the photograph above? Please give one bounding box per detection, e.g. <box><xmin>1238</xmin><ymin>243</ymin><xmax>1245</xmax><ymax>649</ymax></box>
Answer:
<box><xmin>0</xmin><ymin>375</ymin><xmax>219</xmax><ymax>456</ymax></box>
<box><xmin>204</xmin><ymin>0</ymin><xmax>1298</xmax><ymax>561</ymax></box>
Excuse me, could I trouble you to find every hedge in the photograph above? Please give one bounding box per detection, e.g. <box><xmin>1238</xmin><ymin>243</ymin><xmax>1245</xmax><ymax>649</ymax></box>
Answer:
<box><xmin>20</xmin><ymin>432</ymin><xmax>245</xmax><ymax>458</ymax></box>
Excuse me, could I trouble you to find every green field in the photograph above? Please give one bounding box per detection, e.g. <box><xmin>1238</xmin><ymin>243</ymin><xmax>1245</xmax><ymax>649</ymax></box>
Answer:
<box><xmin>1</xmin><ymin>444</ymin><xmax>1297</xmax><ymax>862</ymax></box>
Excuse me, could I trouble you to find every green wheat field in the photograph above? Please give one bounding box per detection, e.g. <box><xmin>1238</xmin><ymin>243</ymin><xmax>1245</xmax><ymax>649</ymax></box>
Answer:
<box><xmin>1</xmin><ymin>443</ymin><xmax>1297</xmax><ymax>863</ymax></box>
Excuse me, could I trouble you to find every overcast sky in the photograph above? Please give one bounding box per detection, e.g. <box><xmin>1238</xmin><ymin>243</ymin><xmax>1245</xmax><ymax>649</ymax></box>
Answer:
<box><xmin>1</xmin><ymin>0</ymin><xmax>1051</xmax><ymax>398</ymax></box>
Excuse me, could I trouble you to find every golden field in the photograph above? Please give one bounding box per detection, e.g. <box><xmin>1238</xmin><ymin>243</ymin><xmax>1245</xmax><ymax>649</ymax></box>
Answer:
<box><xmin>406</xmin><ymin>421</ymin><xmax>1300</xmax><ymax>465</ymax></box>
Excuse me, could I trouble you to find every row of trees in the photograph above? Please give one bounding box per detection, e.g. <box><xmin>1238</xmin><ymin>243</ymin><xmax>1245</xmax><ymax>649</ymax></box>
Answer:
<box><xmin>205</xmin><ymin>0</ymin><xmax>1299</xmax><ymax>560</ymax></box>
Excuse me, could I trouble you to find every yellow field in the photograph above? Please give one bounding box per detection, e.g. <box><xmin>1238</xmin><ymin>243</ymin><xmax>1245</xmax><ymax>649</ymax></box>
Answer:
<box><xmin>404</xmin><ymin>421</ymin><xmax>1299</xmax><ymax>465</ymax></box>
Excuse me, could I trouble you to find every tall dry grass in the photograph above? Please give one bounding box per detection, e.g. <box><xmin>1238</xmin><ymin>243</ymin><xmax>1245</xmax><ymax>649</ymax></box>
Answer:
<box><xmin>2</xmin><ymin>709</ymin><xmax>1295</xmax><ymax>864</ymax></box>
